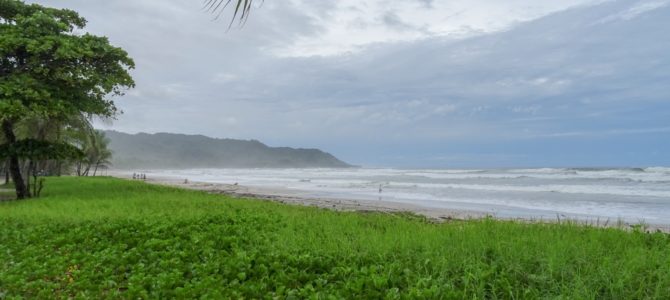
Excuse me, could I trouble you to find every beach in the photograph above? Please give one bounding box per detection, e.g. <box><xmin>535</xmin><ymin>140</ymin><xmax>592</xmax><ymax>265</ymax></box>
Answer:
<box><xmin>109</xmin><ymin>169</ymin><xmax>670</xmax><ymax>232</ymax></box>
<box><xmin>112</xmin><ymin>172</ymin><xmax>488</xmax><ymax>221</ymax></box>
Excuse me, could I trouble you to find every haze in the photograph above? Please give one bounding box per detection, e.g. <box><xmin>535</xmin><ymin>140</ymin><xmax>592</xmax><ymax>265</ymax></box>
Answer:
<box><xmin>33</xmin><ymin>0</ymin><xmax>670</xmax><ymax>168</ymax></box>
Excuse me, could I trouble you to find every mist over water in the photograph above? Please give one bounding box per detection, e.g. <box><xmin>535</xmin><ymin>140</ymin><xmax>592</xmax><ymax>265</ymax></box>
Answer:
<box><xmin>146</xmin><ymin>167</ymin><xmax>670</xmax><ymax>225</ymax></box>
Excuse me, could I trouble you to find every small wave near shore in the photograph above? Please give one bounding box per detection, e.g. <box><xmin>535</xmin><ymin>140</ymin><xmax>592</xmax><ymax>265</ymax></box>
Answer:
<box><xmin>115</xmin><ymin>167</ymin><xmax>670</xmax><ymax>227</ymax></box>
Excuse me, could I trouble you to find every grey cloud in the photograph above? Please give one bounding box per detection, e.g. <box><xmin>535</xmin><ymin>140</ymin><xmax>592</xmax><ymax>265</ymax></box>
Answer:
<box><xmin>381</xmin><ymin>11</ymin><xmax>414</xmax><ymax>31</ymax></box>
<box><xmin>417</xmin><ymin>0</ymin><xmax>435</xmax><ymax>9</ymax></box>
<box><xmin>212</xmin><ymin>0</ymin><xmax>669</xmax><ymax>142</ymax></box>
<box><xmin>31</xmin><ymin>0</ymin><xmax>670</xmax><ymax>166</ymax></box>
<box><xmin>379</xmin><ymin>10</ymin><xmax>433</xmax><ymax>35</ymax></box>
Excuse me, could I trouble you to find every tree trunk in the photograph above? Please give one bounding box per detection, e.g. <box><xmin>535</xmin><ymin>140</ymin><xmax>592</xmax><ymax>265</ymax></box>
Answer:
<box><xmin>4</xmin><ymin>161</ymin><xmax>9</xmax><ymax>185</ymax></box>
<box><xmin>83</xmin><ymin>163</ymin><xmax>91</xmax><ymax>176</ymax></box>
<box><xmin>28</xmin><ymin>161</ymin><xmax>33</xmax><ymax>196</ymax></box>
<box><xmin>1</xmin><ymin>120</ymin><xmax>29</xmax><ymax>199</ymax></box>
<box><xmin>55</xmin><ymin>122</ymin><xmax>62</xmax><ymax>176</ymax></box>
<box><xmin>93</xmin><ymin>163</ymin><xmax>99</xmax><ymax>176</ymax></box>
<box><xmin>25</xmin><ymin>162</ymin><xmax>29</xmax><ymax>190</ymax></box>
<box><xmin>26</xmin><ymin>160</ymin><xmax>33</xmax><ymax>197</ymax></box>
<box><xmin>20</xmin><ymin>159</ymin><xmax>30</xmax><ymax>188</ymax></box>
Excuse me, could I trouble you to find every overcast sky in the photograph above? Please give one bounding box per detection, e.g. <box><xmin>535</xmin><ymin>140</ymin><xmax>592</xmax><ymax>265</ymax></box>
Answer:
<box><xmin>34</xmin><ymin>0</ymin><xmax>670</xmax><ymax>167</ymax></box>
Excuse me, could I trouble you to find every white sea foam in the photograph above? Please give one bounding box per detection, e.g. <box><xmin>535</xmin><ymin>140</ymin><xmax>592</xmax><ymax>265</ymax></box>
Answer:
<box><xmin>146</xmin><ymin>167</ymin><xmax>670</xmax><ymax>225</ymax></box>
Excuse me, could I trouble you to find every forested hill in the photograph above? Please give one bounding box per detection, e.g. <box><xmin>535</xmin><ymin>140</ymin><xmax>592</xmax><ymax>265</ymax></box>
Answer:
<box><xmin>104</xmin><ymin>131</ymin><xmax>352</xmax><ymax>169</ymax></box>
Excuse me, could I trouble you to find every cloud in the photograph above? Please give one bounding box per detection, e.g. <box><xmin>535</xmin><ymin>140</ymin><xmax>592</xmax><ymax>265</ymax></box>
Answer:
<box><xmin>29</xmin><ymin>0</ymin><xmax>670</xmax><ymax>166</ymax></box>
<box><xmin>380</xmin><ymin>10</ymin><xmax>416</xmax><ymax>32</ymax></box>
<box><xmin>417</xmin><ymin>0</ymin><xmax>435</xmax><ymax>9</ymax></box>
<box><xmin>525</xmin><ymin>127</ymin><xmax>670</xmax><ymax>139</ymax></box>
<box><xmin>270</xmin><ymin>0</ymin><xmax>605</xmax><ymax>56</ymax></box>
<box><xmin>598</xmin><ymin>0</ymin><xmax>670</xmax><ymax>22</ymax></box>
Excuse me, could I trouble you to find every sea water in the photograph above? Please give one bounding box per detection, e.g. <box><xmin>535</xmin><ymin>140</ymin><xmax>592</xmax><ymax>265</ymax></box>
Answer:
<box><xmin>145</xmin><ymin>167</ymin><xmax>670</xmax><ymax>225</ymax></box>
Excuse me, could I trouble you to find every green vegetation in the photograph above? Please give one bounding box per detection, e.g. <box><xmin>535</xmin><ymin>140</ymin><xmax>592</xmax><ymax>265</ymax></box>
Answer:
<box><xmin>75</xmin><ymin>130</ymin><xmax>113</xmax><ymax>177</ymax></box>
<box><xmin>1</xmin><ymin>177</ymin><xmax>668</xmax><ymax>298</ymax></box>
<box><xmin>0</xmin><ymin>0</ymin><xmax>134</xmax><ymax>199</ymax></box>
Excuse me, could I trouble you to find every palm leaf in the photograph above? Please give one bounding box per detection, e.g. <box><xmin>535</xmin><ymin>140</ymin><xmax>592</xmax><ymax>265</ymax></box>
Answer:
<box><xmin>203</xmin><ymin>0</ymin><xmax>260</xmax><ymax>27</ymax></box>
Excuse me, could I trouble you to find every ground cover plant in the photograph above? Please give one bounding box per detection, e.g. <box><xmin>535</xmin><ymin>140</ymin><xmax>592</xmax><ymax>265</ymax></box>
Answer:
<box><xmin>1</xmin><ymin>177</ymin><xmax>669</xmax><ymax>299</ymax></box>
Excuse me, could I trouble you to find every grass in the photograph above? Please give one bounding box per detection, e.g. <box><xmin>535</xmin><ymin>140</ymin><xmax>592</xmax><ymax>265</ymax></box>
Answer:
<box><xmin>1</xmin><ymin>177</ymin><xmax>669</xmax><ymax>299</ymax></box>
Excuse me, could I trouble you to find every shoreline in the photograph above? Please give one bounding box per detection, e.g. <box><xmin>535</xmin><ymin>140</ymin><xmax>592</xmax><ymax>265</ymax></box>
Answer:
<box><xmin>120</xmin><ymin>173</ymin><xmax>488</xmax><ymax>221</ymax></box>
<box><xmin>110</xmin><ymin>172</ymin><xmax>670</xmax><ymax>232</ymax></box>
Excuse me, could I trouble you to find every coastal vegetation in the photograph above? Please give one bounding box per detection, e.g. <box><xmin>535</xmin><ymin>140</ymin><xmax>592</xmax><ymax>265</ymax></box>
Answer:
<box><xmin>1</xmin><ymin>177</ymin><xmax>669</xmax><ymax>298</ymax></box>
<box><xmin>0</xmin><ymin>0</ymin><xmax>134</xmax><ymax>198</ymax></box>
<box><xmin>1</xmin><ymin>1</ymin><xmax>667</xmax><ymax>298</ymax></box>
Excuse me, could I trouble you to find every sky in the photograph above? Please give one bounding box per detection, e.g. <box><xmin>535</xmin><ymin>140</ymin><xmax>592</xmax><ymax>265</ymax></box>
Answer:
<box><xmin>32</xmin><ymin>0</ymin><xmax>670</xmax><ymax>168</ymax></box>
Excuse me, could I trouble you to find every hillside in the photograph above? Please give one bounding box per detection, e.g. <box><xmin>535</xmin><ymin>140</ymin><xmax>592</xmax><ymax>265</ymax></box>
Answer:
<box><xmin>104</xmin><ymin>131</ymin><xmax>351</xmax><ymax>169</ymax></box>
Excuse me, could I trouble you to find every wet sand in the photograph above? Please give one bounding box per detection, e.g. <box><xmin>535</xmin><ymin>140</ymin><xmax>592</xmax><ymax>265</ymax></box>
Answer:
<box><xmin>113</xmin><ymin>172</ymin><xmax>487</xmax><ymax>221</ymax></box>
<box><xmin>110</xmin><ymin>172</ymin><xmax>670</xmax><ymax>232</ymax></box>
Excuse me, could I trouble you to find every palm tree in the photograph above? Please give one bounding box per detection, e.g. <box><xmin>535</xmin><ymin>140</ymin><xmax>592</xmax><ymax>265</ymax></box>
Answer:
<box><xmin>16</xmin><ymin>113</ymin><xmax>96</xmax><ymax>177</ymax></box>
<box><xmin>0</xmin><ymin>134</ymin><xmax>7</xmax><ymax>185</ymax></box>
<box><xmin>16</xmin><ymin>115</ymin><xmax>62</xmax><ymax>177</ymax></box>
<box><xmin>91</xmin><ymin>131</ymin><xmax>113</xmax><ymax>176</ymax></box>
<box><xmin>204</xmin><ymin>0</ymin><xmax>257</xmax><ymax>26</ymax></box>
<box><xmin>77</xmin><ymin>130</ymin><xmax>113</xmax><ymax>177</ymax></box>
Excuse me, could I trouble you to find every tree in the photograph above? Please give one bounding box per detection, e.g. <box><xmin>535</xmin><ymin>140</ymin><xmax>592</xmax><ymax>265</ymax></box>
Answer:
<box><xmin>0</xmin><ymin>138</ymin><xmax>84</xmax><ymax>197</ymax></box>
<box><xmin>15</xmin><ymin>114</ymin><xmax>65</xmax><ymax>177</ymax></box>
<box><xmin>0</xmin><ymin>134</ymin><xmax>7</xmax><ymax>185</ymax></box>
<box><xmin>76</xmin><ymin>130</ymin><xmax>112</xmax><ymax>177</ymax></box>
<box><xmin>204</xmin><ymin>0</ymin><xmax>257</xmax><ymax>26</ymax></box>
<box><xmin>0</xmin><ymin>0</ymin><xmax>135</xmax><ymax>199</ymax></box>
<box><xmin>90</xmin><ymin>131</ymin><xmax>113</xmax><ymax>176</ymax></box>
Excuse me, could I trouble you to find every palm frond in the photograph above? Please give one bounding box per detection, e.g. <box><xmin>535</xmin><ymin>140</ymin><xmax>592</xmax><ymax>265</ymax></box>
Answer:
<box><xmin>203</xmin><ymin>0</ymin><xmax>261</xmax><ymax>27</ymax></box>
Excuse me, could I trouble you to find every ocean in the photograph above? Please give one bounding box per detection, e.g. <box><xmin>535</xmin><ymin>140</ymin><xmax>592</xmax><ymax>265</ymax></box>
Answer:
<box><xmin>145</xmin><ymin>167</ymin><xmax>670</xmax><ymax>225</ymax></box>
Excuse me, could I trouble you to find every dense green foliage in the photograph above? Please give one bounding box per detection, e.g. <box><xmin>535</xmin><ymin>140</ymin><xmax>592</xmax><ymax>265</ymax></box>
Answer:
<box><xmin>0</xmin><ymin>0</ymin><xmax>134</xmax><ymax>199</ymax></box>
<box><xmin>0</xmin><ymin>0</ymin><xmax>134</xmax><ymax>121</ymax></box>
<box><xmin>75</xmin><ymin>130</ymin><xmax>113</xmax><ymax>176</ymax></box>
<box><xmin>0</xmin><ymin>139</ymin><xmax>83</xmax><ymax>161</ymax></box>
<box><xmin>1</xmin><ymin>178</ymin><xmax>668</xmax><ymax>298</ymax></box>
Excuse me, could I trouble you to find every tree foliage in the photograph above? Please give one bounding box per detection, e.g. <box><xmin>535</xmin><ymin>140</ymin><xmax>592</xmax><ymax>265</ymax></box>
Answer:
<box><xmin>0</xmin><ymin>139</ymin><xmax>83</xmax><ymax>161</ymax></box>
<box><xmin>75</xmin><ymin>130</ymin><xmax>113</xmax><ymax>177</ymax></box>
<box><xmin>0</xmin><ymin>0</ymin><xmax>134</xmax><ymax>199</ymax></box>
<box><xmin>0</xmin><ymin>0</ymin><xmax>135</xmax><ymax>122</ymax></box>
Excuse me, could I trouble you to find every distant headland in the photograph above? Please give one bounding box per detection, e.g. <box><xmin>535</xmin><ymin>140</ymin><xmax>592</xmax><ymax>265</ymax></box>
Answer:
<box><xmin>104</xmin><ymin>131</ymin><xmax>352</xmax><ymax>169</ymax></box>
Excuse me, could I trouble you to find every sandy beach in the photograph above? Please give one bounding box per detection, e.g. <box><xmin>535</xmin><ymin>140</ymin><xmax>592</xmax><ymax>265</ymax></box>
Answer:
<box><xmin>112</xmin><ymin>172</ymin><xmax>488</xmax><ymax>222</ymax></box>
<box><xmin>109</xmin><ymin>172</ymin><xmax>670</xmax><ymax>232</ymax></box>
